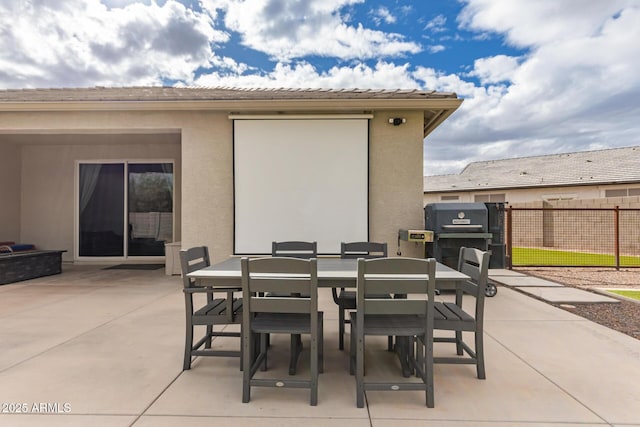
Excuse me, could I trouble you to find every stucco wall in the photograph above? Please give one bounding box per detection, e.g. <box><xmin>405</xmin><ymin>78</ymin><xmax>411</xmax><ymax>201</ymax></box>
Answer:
<box><xmin>0</xmin><ymin>143</ymin><xmax>21</xmax><ymax>242</ymax></box>
<box><xmin>2</xmin><ymin>107</ymin><xmax>429</xmax><ymax>262</ymax></box>
<box><xmin>424</xmin><ymin>184</ymin><xmax>638</xmax><ymax>205</ymax></box>
<box><xmin>18</xmin><ymin>134</ymin><xmax>181</xmax><ymax>261</ymax></box>
<box><xmin>180</xmin><ymin>112</ymin><xmax>234</xmax><ymax>262</ymax></box>
<box><xmin>370</xmin><ymin>110</ymin><xmax>426</xmax><ymax>258</ymax></box>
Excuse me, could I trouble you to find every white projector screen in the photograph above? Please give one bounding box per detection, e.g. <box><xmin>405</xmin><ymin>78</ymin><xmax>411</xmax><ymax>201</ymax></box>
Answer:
<box><xmin>234</xmin><ymin>118</ymin><xmax>369</xmax><ymax>254</ymax></box>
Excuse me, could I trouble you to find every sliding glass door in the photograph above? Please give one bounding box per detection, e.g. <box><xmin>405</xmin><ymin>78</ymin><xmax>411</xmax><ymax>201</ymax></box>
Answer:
<box><xmin>127</xmin><ymin>163</ymin><xmax>174</xmax><ymax>256</ymax></box>
<box><xmin>78</xmin><ymin>161</ymin><xmax>173</xmax><ymax>259</ymax></box>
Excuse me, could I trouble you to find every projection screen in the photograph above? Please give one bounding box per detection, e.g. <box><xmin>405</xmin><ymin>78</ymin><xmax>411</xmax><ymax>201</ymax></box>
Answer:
<box><xmin>234</xmin><ymin>118</ymin><xmax>369</xmax><ymax>254</ymax></box>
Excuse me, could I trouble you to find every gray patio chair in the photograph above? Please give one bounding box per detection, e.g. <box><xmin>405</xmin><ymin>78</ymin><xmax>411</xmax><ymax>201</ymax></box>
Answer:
<box><xmin>270</xmin><ymin>240</ymin><xmax>317</xmax><ymax>374</ymax></box>
<box><xmin>350</xmin><ymin>257</ymin><xmax>436</xmax><ymax>408</ymax></box>
<box><xmin>241</xmin><ymin>256</ymin><xmax>324</xmax><ymax>406</ymax></box>
<box><xmin>433</xmin><ymin>247</ymin><xmax>490</xmax><ymax>379</ymax></box>
<box><xmin>271</xmin><ymin>240</ymin><xmax>317</xmax><ymax>259</ymax></box>
<box><xmin>331</xmin><ymin>241</ymin><xmax>390</xmax><ymax>350</ymax></box>
<box><xmin>180</xmin><ymin>246</ymin><xmax>242</xmax><ymax>370</ymax></box>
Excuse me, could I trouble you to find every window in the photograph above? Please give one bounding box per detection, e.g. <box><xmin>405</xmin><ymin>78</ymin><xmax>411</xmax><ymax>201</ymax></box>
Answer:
<box><xmin>474</xmin><ymin>193</ymin><xmax>505</xmax><ymax>202</ymax></box>
<box><xmin>605</xmin><ymin>188</ymin><xmax>640</xmax><ymax>197</ymax></box>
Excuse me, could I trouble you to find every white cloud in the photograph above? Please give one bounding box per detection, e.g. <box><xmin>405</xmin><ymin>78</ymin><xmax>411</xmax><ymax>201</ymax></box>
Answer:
<box><xmin>0</xmin><ymin>0</ymin><xmax>227</xmax><ymax>88</ymax></box>
<box><xmin>458</xmin><ymin>0</ymin><xmax>635</xmax><ymax>48</ymax></box>
<box><xmin>371</xmin><ymin>6</ymin><xmax>396</xmax><ymax>26</ymax></box>
<box><xmin>1</xmin><ymin>0</ymin><xmax>638</xmax><ymax>180</ymax></box>
<box><xmin>424</xmin><ymin>14</ymin><xmax>447</xmax><ymax>33</ymax></box>
<box><xmin>201</xmin><ymin>0</ymin><xmax>420</xmax><ymax>61</ymax></box>
<box><xmin>424</xmin><ymin>1</ymin><xmax>640</xmax><ymax>175</ymax></box>
<box><xmin>194</xmin><ymin>60</ymin><xmax>421</xmax><ymax>89</ymax></box>
<box><xmin>469</xmin><ymin>54</ymin><xmax>519</xmax><ymax>84</ymax></box>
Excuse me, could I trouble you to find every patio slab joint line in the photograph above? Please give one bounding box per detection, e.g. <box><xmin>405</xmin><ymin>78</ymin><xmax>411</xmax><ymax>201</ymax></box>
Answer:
<box><xmin>484</xmin><ymin>329</ymin><xmax>611</xmax><ymax>425</ymax></box>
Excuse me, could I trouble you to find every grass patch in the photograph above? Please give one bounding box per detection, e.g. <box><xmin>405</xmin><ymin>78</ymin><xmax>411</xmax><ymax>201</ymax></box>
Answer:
<box><xmin>607</xmin><ymin>290</ymin><xmax>640</xmax><ymax>301</ymax></box>
<box><xmin>512</xmin><ymin>247</ymin><xmax>640</xmax><ymax>267</ymax></box>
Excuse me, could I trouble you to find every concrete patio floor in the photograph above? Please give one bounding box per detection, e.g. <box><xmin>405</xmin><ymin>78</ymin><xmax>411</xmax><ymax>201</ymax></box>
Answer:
<box><xmin>1</xmin><ymin>265</ymin><xmax>639</xmax><ymax>426</ymax></box>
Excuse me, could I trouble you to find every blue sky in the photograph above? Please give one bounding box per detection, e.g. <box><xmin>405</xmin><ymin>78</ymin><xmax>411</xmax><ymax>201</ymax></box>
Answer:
<box><xmin>1</xmin><ymin>0</ymin><xmax>638</xmax><ymax>175</ymax></box>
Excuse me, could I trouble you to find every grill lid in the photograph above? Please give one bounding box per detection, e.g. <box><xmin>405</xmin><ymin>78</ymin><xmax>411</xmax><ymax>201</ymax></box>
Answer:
<box><xmin>425</xmin><ymin>202</ymin><xmax>488</xmax><ymax>233</ymax></box>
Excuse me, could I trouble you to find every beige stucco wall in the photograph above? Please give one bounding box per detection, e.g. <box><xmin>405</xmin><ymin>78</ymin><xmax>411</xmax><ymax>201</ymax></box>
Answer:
<box><xmin>2</xmin><ymin>107</ymin><xmax>429</xmax><ymax>262</ymax></box>
<box><xmin>370</xmin><ymin>110</ymin><xmax>426</xmax><ymax>258</ymax></box>
<box><xmin>182</xmin><ymin>109</ymin><xmax>428</xmax><ymax>260</ymax></box>
<box><xmin>180</xmin><ymin>112</ymin><xmax>234</xmax><ymax>261</ymax></box>
<box><xmin>0</xmin><ymin>143</ymin><xmax>21</xmax><ymax>242</ymax></box>
<box><xmin>18</xmin><ymin>135</ymin><xmax>181</xmax><ymax>262</ymax></box>
<box><xmin>424</xmin><ymin>184</ymin><xmax>640</xmax><ymax>206</ymax></box>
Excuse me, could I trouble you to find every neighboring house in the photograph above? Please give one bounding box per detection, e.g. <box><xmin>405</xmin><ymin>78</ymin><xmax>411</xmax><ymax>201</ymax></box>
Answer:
<box><xmin>0</xmin><ymin>87</ymin><xmax>461</xmax><ymax>263</ymax></box>
<box><xmin>423</xmin><ymin>146</ymin><xmax>640</xmax><ymax>206</ymax></box>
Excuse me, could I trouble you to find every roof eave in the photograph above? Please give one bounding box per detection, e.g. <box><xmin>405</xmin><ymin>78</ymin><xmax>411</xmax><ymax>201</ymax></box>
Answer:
<box><xmin>0</xmin><ymin>97</ymin><xmax>463</xmax><ymax>113</ymax></box>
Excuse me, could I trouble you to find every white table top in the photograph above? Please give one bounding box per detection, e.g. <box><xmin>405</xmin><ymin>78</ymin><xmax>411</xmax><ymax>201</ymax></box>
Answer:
<box><xmin>187</xmin><ymin>257</ymin><xmax>469</xmax><ymax>286</ymax></box>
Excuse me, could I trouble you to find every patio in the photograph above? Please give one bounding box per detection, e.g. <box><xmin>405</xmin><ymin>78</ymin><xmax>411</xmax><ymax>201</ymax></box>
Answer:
<box><xmin>1</xmin><ymin>265</ymin><xmax>639</xmax><ymax>426</ymax></box>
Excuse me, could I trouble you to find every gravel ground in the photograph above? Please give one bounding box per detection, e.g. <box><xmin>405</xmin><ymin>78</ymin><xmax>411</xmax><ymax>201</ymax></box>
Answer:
<box><xmin>512</xmin><ymin>268</ymin><xmax>640</xmax><ymax>340</ymax></box>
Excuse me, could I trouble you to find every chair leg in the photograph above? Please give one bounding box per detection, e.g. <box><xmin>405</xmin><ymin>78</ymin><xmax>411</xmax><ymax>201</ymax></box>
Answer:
<box><xmin>319</xmin><ymin>318</ymin><xmax>324</xmax><ymax>373</ymax></box>
<box><xmin>260</xmin><ymin>333</ymin><xmax>268</xmax><ymax>371</ymax></box>
<box><xmin>239</xmin><ymin>325</ymin><xmax>244</xmax><ymax>371</ymax></box>
<box><xmin>356</xmin><ymin>334</ymin><xmax>365</xmax><ymax>408</ymax></box>
<box><xmin>289</xmin><ymin>334</ymin><xmax>303</xmax><ymax>375</ymax></box>
<box><xmin>424</xmin><ymin>335</ymin><xmax>434</xmax><ymax>408</ymax></box>
<box><xmin>310</xmin><ymin>329</ymin><xmax>319</xmax><ymax>406</ymax></box>
<box><xmin>242</xmin><ymin>331</ymin><xmax>252</xmax><ymax>403</ymax></box>
<box><xmin>338</xmin><ymin>306</ymin><xmax>345</xmax><ymax>350</ymax></box>
<box><xmin>455</xmin><ymin>330</ymin><xmax>463</xmax><ymax>355</ymax></box>
<box><xmin>396</xmin><ymin>336</ymin><xmax>412</xmax><ymax>378</ymax></box>
<box><xmin>183</xmin><ymin>323</ymin><xmax>194</xmax><ymax>370</ymax></box>
<box><xmin>349</xmin><ymin>327</ymin><xmax>356</xmax><ymax>375</ymax></box>
<box><xmin>475</xmin><ymin>330</ymin><xmax>486</xmax><ymax>379</ymax></box>
<box><xmin>205</xmin><ymin>324</ymin><xmax>213</xmax><ymax>348</ymax></box>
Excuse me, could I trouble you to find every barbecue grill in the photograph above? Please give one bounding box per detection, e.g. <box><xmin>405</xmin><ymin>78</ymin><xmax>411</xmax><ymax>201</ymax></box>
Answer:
<box><xmin>425</xmin><ymin>202</ymin><xmax>504</xmax><ymax>297</ymax></box>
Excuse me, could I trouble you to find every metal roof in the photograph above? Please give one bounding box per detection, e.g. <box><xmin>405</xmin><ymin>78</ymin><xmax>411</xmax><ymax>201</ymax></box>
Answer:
<box><xmin>424</xmin><ymin>146</ymin><xmax>640</xmax><ymax>193</ymax></box>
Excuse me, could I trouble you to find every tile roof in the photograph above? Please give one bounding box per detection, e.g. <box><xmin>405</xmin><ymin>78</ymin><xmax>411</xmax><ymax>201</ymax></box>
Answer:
<box><xmin>0</xmin><ymin>86</ymin><xmax>458</xmax><ymax>102</ymax></box>
<box><xmin>424</xmin><ymin>146</ymin><xmax>640</xmax><ymax>193</ymax></box>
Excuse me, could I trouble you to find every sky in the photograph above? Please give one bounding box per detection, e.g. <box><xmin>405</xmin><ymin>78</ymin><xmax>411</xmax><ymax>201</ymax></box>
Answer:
<box><xmin>1</xmin><ymin>0</ymin><xmax>638</xmax><ymax>176</ymax></box>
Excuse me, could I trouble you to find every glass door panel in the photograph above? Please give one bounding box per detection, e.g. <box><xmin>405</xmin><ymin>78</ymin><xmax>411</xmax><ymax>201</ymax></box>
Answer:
<box><xmin>79</xmin><ymin>163</ymin><xmax>125</xmax><ymax>257</ymax></box>
<box><xmin>127</xmin><ymin>163</ymin><xmax>174</xmax><ymax>256</ymax></box>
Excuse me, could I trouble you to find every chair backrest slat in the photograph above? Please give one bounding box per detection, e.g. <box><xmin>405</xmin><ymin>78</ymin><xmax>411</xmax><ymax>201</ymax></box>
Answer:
<box><xmin>180</xmin><ymin>246</ymin><xmax>210</xmax><ymax>289</ymax></box>
<box><xmin>341</xmin><ymin>241</ymin><xmax>387</xmax><ymax>259</ymax></box>
<box><xmin>357</xmin><ymin>257</ymin><xmax>436</xmax><ymax>316</ymax></box>
<box><xmin>272</xmin><ymin>241</ymin><xmax>317</xmax><ymax>259</ymax></box>
<box><xmin>362</xmin><ymin>278</ymin><xmax>431</xmax><ymax>295</ymax></box>
<box><xmin>241</xmin><ymin>257</ymin><xmax>318</xmax><ymax>315</ymax></box>
<box><xmin>249</xmin><ymin>277</ymin><xmax>312</xmax><ymax>294</ymax></box>
<box><xmin>457</xmin><ymin>247</ymin><xmax>489</xmax><ymax>295</ymax></box>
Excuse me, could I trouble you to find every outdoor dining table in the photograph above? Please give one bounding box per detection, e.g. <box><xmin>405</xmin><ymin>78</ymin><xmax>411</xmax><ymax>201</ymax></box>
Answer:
<box><xmin>187</xmin><ymin>256</ymin><xmax>471</xmax><ymax>377</ymax></box>
<box><xmin>187</xmin><ymin>256</ymin><xmax>470</xmax><ymax>288</ymax></box>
